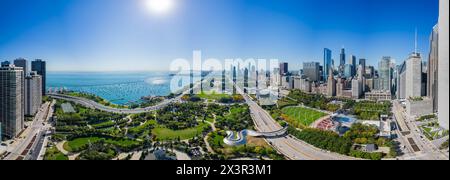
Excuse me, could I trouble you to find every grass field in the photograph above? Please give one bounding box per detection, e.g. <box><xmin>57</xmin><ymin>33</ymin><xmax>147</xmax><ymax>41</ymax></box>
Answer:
<box><xmin>63</xmin><ymin>137</ymin><xmax>140</xmax><ymax>152</ymax></box>
<box><xmin>152</xmin><ymin>123</ymin><xmax>209</xmax><ymax>140</ymax></box>
<box><xmin>281</xmin><ymin>106</ymin><xmax>327</xmax><ymax>126</ymax></box>
<box><xmin>44</xmin><ymin>147</ymin><xmax>69</xmax><ymax>160</ymax></box>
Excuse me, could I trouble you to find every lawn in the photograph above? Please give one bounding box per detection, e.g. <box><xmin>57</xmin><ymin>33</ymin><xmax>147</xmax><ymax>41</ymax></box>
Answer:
<box><xmin>44</xmin><ymin>147</ymin><xmax>69</xmax><ymax>160</ymax></box>
<box><xmin>152</xmin><ymin>123</ymin><xmax>209</xmax><ymax>141</ymax></box>
<box><xmin>128</xmin><ymin>120</ymin><xmax>157</xmax><ymax>135</ymax></box>
<box><xmin>281</xmin><ymin>106</ymin><xmax>327</xmax><ymax>126</ymax></box>
<box><xmin>63</xmin><ymin>137</ymin><xmax>140</xmax><ymax>152</ymax></box>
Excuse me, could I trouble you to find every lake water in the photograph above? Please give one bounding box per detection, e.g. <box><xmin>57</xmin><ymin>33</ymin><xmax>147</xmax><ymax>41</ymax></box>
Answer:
<box><xmin>47</xmin><ymin>72</ymin><xmax>173</xmax><ymax>105</ymax></box>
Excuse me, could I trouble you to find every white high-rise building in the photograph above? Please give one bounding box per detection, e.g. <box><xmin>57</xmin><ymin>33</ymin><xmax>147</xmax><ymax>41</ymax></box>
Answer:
<box><xmin>0</xmin><ymin>65</ymin><xmax>24</xmax><ymax>139</ymax></box>
<box><xmin>25</xmin><ymin>71</ymin><xmax>42</xmax><ymax>116</ymax></box>
<box><xmin>438</xmin><ymin>0</ymin><xmax>449</xmax><ymax>130</ymax></box>
<box><xmin>405</xmin><ymin>53</ymin><xmax>423</xmax><ymax>98</ymax></box>
<box><xmin>352</xmin><ymin>79</ymin><xmax>361</xmax><ymax>99</ymax></box>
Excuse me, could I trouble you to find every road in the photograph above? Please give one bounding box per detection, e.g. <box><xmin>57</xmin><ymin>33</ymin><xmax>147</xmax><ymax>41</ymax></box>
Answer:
<box><xmin>47</xmin><ymin>82</ymin><xmax>201</xmax><ymax>114</ymax></box>
<box><xmin>392</xmin><ymin>101</ymin><xmax>448</xmax><ymax>160</ymax></box>
<box><xmin>4</xmin><ymin>101</ymin><xmax>55</xmax><ymax>160</ymax></box>
<box><xmin>236</xmin><ymin>86</ymin><xmax>356</xmax><ymax>160</ymax></box>
<box><xmin>48</xmin><ymin>93</ymin><xmax>182</xmax><ymax>114</ymax></box>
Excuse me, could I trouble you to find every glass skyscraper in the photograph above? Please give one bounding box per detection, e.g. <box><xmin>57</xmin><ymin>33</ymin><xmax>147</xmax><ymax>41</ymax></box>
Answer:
<box><xmin>323</xmin><ymin>48</ymin><xmax>332</xmax><ymax>82</ymax></box>
<box><xmin>378</xmin><ymin>56</ymin><xmax>392</xmax><ymax>92</ymax></box>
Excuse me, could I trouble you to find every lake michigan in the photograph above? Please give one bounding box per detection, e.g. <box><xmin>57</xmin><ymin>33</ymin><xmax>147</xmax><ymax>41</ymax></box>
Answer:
<box><xmin>47</xmin><ymin>71</ymin><xmax>174</xmax><ymax>105</ymax></box>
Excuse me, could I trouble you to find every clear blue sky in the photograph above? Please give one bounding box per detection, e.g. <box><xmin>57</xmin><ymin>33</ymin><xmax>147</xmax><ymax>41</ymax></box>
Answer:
<box><xmin>0</xmin><ymin>0</ymin><xmax>439</xmax><ymax>71</ymax></box>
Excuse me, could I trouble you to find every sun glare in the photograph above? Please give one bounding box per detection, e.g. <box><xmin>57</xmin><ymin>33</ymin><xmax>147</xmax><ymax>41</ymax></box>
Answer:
<box><xmin>145</xmin><ymin>0</ymin><xmax>175</xmax><ymax>14</ymax></box>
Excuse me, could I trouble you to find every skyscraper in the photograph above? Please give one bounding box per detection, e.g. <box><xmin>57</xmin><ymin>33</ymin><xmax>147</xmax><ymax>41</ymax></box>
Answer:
<box><xmin>339</xmin><ymin>48</ymin><xmax>346</xmax><ymax>76</ymax></box>
<box><xmin>397</xmin><ymin>61</ymin><xmax>407</xmax><ymax>99</ymax></box>
<box><xmin>357</xmin><ymin>64</ymin><xmax>366</xmax><ymax>93</ymax></box>
<box><xmin>279</xmin><ymin>62</ymin><xmax>288</xmax><ymax>76</ymax></box>
<box><xmin>1</xmin><ymin>61</ymin><xmax>10</xmax><ymax>67</ymax></box>
<box><xmin>359</xmin><ymin>58</ymin><xmax>366</xmax><ymax>78</ymax></box>
<box><xmin>438</xmin><ymin>0</ymin><xmax>449</xmax><ymax>130</ymax></box>
<box><xmin>378</xmin><ymin>56</ymin><xmax>392</xmax><ymax>92</ymax></box>
<box><xmin>405</xmin><ymin>53</ymin><xmax>423</xmax><ymax>98</ymax></box>
<box><xmin>25</xmin><ymin>72</ymin><xmax>42</xmax><ymax>116</ymax></box>
<box><xmin>31</xmin><ymin>59</ymin><xmax>46</xmax><ymax>95</ymax></box>
<box><xmin>327</xmin><ymin>68</ymin><xmax>336</xmax><ymax>97</ymax></box>
<box><xmin>340</xmin><ymin>48</ymin><xmax>346</xmax><ymax>68</ymax></box>
<box><xmin>344</xmin><ymin>64</ymin><xmax>353</xmax><ymax>78</ymax></box>
<box><xmin>303</xmin><ymin>62</ymin><xmax>321</xmax><ymax>82</ymax></box>
<box><xmin>13</xmin><ymin>58</ymin><xmax>28</xmax><ymax>75</ymax></box>
<box><xmin>427</xmin><ymin>25</ymin><xmax>439</xmax><ymax>112</ymax></box>
<box><xmin>323</xmin><ymin>48</ymin><xmax>332</xmax><ymax>82</ymax></box>
<box><xmin>244</xmin><ymin>68</ymin><xmax>249</xmax><ymax>93</ymax></box>
<box><xmin>222</xmin><ymin>70</ymin><xmax>226</xmax><ymax>92</ymax></box>
<box><xmin>0</xmin><ymin>65</ymin><xmax>24</xmax><ymax>139</ymax></box>
<box><xmin>232</xmin><ymin>66</ymin><xmax>237</xmax><ymax>94</ymax></box>
<box><xmin>349</xmin><ymin>55</ymin><xmax>357</xmax><ymax>77</ymax></box>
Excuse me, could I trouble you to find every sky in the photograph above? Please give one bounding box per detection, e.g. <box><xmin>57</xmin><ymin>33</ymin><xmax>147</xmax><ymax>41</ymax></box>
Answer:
<box><xmin>0</xmin><ymin>0</ymin><xmax>439</xmax><ymax>71</ymax></box>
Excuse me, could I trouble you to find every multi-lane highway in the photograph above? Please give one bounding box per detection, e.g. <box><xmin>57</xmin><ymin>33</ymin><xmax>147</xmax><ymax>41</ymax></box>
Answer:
<box><xmin>4</xmin><ymin>101</ymin><xmax>54</xmax><ymax>160</ymax></box>
<box><xmin>237</xmin><ymin>87</ymin><xmax>356</xmax><ymax>160</ymax></box>
<box><xmin>48</xmin><ymin>93</ymin><xmax>182</xmax><ymax>114</ymax></box>
<box><xmin>47</xmin><ymin>83</ymin><xmax>201</xmax><ymax>114</ymax></box>
<box><xmin>392</xmin><ymin>101</ymin><xmax>448</xmax><ymax>160</ymax></box>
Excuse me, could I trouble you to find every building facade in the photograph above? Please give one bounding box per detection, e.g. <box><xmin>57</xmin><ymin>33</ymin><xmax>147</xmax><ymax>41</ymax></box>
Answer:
<box><xmin>303</xmin><ymin>62</ymin><xmax>321</xmax><ymax>82</ymax></box>
<box><xmin>0</xmin><ymin>66</ymin><xmax>24</xmax><ymax>139</ymax></box>
<box><xmin>323</xmin><ymin>48</ymin><xmax>332</xmax><ymax>82</ymax></box>
<box><xmin>25</xmin><ymin>72</ymin><xmax>42</xmax><ymax>116</ymax></box>
<box><xmin>405</xmin><ymin>53</ymin><xmax>423</xmax><ymax>98</ymax></box>
<box><xmin>438</xmin><ymin>0</ymin><xmax>449</xmax><ymax>130</ymax></box>
<box><xmin>378</xmin><ymin>57</ymin><xmax>392</xmax><ymax>92</ymax></box>
<box><xmin>31</xmin><ymin>59</ymin><xmax>46</xmax><ymax>95</ymax></box>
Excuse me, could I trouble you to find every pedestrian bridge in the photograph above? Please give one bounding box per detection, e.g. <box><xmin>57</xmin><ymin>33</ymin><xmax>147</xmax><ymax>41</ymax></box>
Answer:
<box><xmin>223</xmin><ymin>127</ymin><xmax>288</xmax><ymax>146</ymax></box>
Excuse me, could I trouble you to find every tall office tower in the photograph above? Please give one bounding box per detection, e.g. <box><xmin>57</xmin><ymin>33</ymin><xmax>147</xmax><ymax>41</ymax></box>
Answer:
<box><xmin>366</xmin><ymin>66</ymin><xmax>375</xmax><ymax>78</ymax></box>
<box><xmin>428</xmin><ymin>25</ymin><xmax>439</xmax><ymax>112</ymax></box>
<box><xmin>279</xmin><ymin>62</ymin><xmax>288</xmax><ymax>76</ymax></box>
<box><xmin>222</xmin><ymin>70</ymin><xmax>226</xmax><ymax>92</ymax></box>
<box><xmin>378</xmin><ymin>56</ymin><xmax>392</xmax><ymax>92</ymax></box>
<box><xmin>232</xmin><ymin>66</ymin><xmax>237</xmax><ymax>94</ymax></box>
<box><xmin>438</xmin><ymin>0</ymin><xmax>449</xmax><ymax>130</ymax></box>
<box><xmin>344</xmin><ymin>64</ymin><xmax>353</xmax><ymax>78</ymax></box>
<box><xmin>0</xmin><ymin>65</ymin><xmax>24</xmax><ymax>139</ymax></box>
<box><xmin>13</xmin><ymin>58</ymin><xmax>28</xmax><ymax>75</ymax></box>
<box><xmin>244</xmin><ymin>68</ymin><xmax>249</xmax><ymax>93</ymax></box>
<box><xmin>359</xmin><ymin>59</ymin><xmax>366</xmax><ymax>77</ymax></box>
<box><xmin>405</xmin><ymin>53</ymin><xmax>423</xmax><ymax>98</ymax></box>
<box><xmin>351</xmin><ymin>79</ymin><xmax>361</xmax><ymax>99</ymax></box>
<box><xmin>25</xmin><ymin>72</ymin><xmax>42</xmax><ymax>116</ymax></box>
<box><xmin>31</xmin><ymin>59</ymin><xmax>46</xmax><ymax>95</ymax></box>
<box><xmin>1</xmin><ymin>61</ymin><xmax>10</xmax><ymax>67</ymax></box>
<box><xmin>323</xmin><ymin>48</ymin><xmax>332</xmax><ymax>82</ymax></box>
<box><xmin>339</xmin><ymin>48</ymin><xmax>346</xmax><ymax>75</ymax></box>
<box><xmin>303</xmin><ymin>62</ymin><xmax>321</xmax><ymax>82</ymax></box>
<box><xmin>349</xmin><ymin>55</ymin><xmax>357</xmax><ymax>77</ymax></box>
<box><xmin>336</xmin><ymin>78</ymin><xmax>344</xmax><ymax>97</ymax></box>
<box><xmin>272</xmin><ymin>68</ymin><xmax>281</xmax><ymax>86</ymax></box>
<box><xmin>357</xmin><ymin>65</ymin><xmax>366</xmax><ymax>93</ymax></box>
<box><xmin>396</xmin><ymin>62</ymin><xmax>407</xmax><ymax>99</ymax></box>
<box><xmin>190</xmin><ymin>69</ymin><xmax>194</xmax><ymax>95</ymax></box>
<box><xmin>327</xmin><ymin>68</ymin><xmax>336</xmax><ymax>97</ymax></box>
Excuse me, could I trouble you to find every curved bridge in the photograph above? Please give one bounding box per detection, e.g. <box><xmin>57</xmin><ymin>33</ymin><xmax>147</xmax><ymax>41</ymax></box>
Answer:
<box><xmin>47</xmin><ymin>93</ymin><xmax>182</xmax><ymax>114</ymax></box>
<box><xmin>223</xmin><ymin>127</ymin><xmax>288</xmax><ymax>146</ymax></box>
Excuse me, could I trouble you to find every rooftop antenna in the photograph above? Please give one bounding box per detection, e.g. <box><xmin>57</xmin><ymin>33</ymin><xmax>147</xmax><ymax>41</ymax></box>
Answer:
<box><xmin>414</xmin><ymin>28</ymin><xmax>418</xmax><ymax>54</ymax></box>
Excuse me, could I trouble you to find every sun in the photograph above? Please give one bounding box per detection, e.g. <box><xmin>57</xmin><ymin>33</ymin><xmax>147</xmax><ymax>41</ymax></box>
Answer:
<box><xmin>145</xmin><ymin>0</ymin><xmax>175</xmax><ymax>14</ymax></box>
